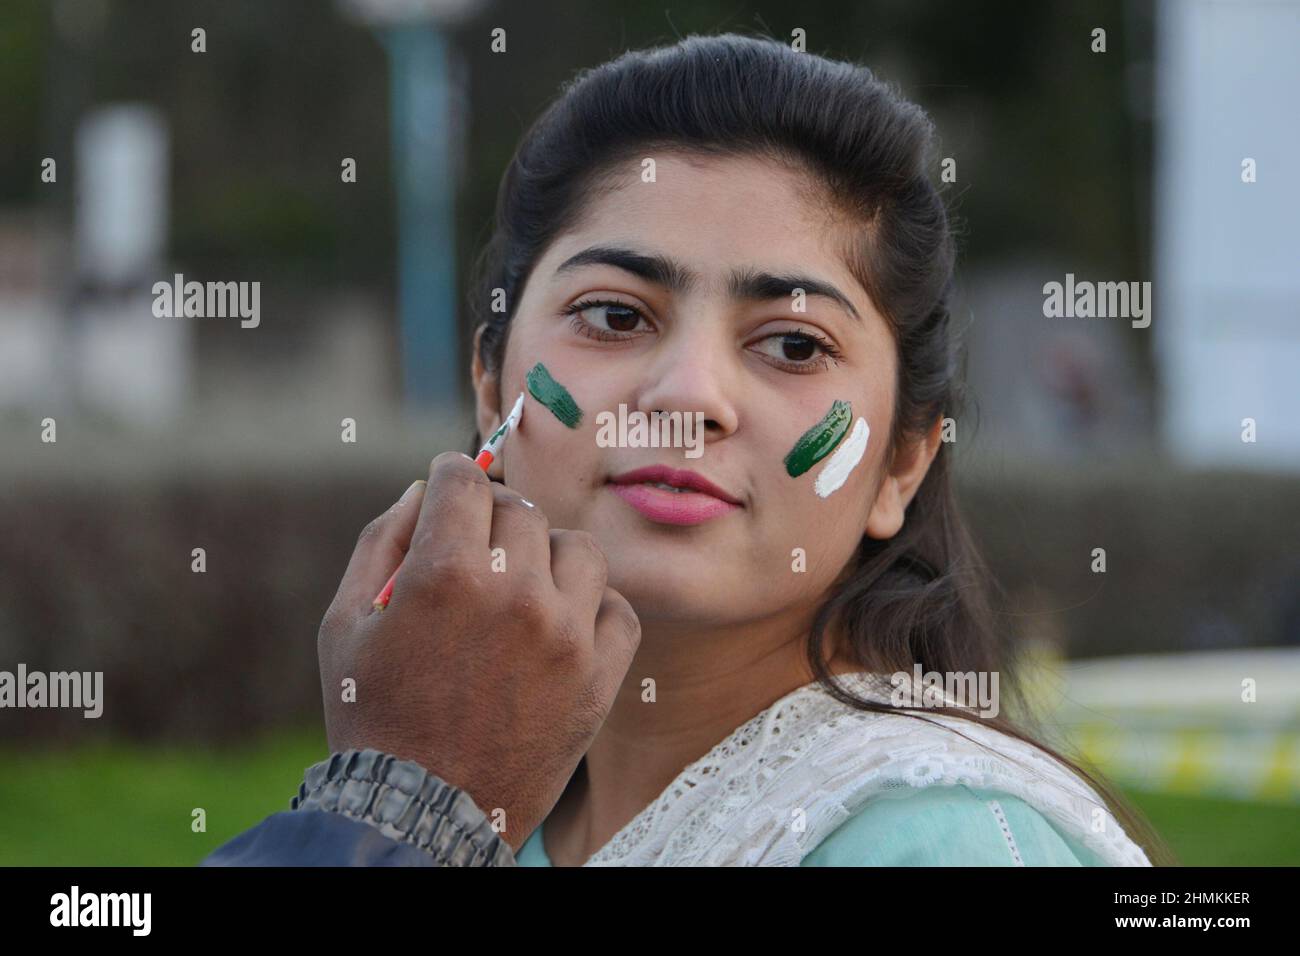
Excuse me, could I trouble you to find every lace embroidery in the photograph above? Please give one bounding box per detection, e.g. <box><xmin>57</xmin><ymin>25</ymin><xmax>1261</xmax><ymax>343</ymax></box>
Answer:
<box><xmin>581</xmin><ymin>671</ymin><xmax>1151</xmax><ymax>867</ymax></box>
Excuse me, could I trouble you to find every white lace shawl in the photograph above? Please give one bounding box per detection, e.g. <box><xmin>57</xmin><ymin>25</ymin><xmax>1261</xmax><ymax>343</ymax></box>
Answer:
<box><xmin>582</xmin><ymin>671</ymin><xmax>1152</xmax><ymax>866</ymax></box>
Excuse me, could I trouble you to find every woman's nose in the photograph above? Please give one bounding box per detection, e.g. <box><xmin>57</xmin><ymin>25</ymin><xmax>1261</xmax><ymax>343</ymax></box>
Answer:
<box><xmin>631</xmin><ymin>325</ymin><xmax>740</xmax><ymax>438</ymax></box>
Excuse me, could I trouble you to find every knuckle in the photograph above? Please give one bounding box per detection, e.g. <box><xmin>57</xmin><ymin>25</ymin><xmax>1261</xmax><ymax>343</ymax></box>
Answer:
<box><xmin>616</xmin><ymin>604</ymin><xmax>642</xmax><ymax>645</ymax></box>
<box><xmin>577</xmin><ymin>532</ymin><xmax>609</xmax><ymax>577</ymax></box>
<box><xmin>603</xmin><ymin>591</ymin><xmax>641</xmax><ymax>645</ymax></box>
<box><xmin>573</xmin><ymin>677</ymin><xmax>610</xmax><ymax>728</ymax></box>
<box><xmin>318</xmin><ymin>600</ymin><xmax>362</xmax><ymax>666</ymax></box>
<box><xmin>561</xmin><ymin>526</ymin><xmax>597</xmax><ymax>550</ymax></box>
<box><xmin>542</xmin><ymin>613</ymin><xmax>586</xmax><ymax>664</ymax></box>
<box><xmin>493</xmin><ymin>487</ymin><xmax>541</xmax><ymax>519</ymax></box>
<box><xmin>429</xmin><ymin>451</ymin><xmax>488</xmax><ymax>487</ymax></box>
<box><xmin>555</xmin><ymin>528</ymin><xmax>607</xmax><ymax>570</ymax></box>
<box><xmin>508</xmin><ymin>573</ymin><xmax>554</xmax><ymax>623</ymax></box>
<box><xmin>402</xmin><ymin>546</ymin><xmax>478</xmax><ymax>600</ymax></box>
<box><xmin>405</xmin><ymin>522</ymin><xmax>438</xmax><ymax>557</ymax></box>
<box><xmin>427</xmin><ymin>471</ymin><xmax>488</xmax><ymax>508</ymax></box>
<box><xmin>318</xmin><ymin>602</ymin><xmax>346</xmax><ymax>645</ymax></box>
<box><xmin>429</xmin><ymin>559</ymin><xmax>485</xmax><ymax>598</ymax></box>
<box><xmin>356</xmin><ymin>515</ymin><xmax>385</xmax><ymax>546</ymax></box>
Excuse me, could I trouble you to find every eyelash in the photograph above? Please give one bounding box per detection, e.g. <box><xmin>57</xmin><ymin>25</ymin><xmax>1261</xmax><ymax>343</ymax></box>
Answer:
<box><xmin>560</xmin><ymin>297</ymin><xmax>845</xmax><ymax>373</ymax></box>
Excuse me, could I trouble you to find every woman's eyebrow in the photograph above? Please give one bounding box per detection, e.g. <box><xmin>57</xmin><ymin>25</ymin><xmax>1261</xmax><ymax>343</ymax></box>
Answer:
<box><xmin>728</xmin><ymin>265</ymin><xmax>862</xmax><ymax>324</ymax></box>
<box><xmin>553</xmin><ymin>245</ymin><xmax>862</xmax><ymax>324</ymax></box>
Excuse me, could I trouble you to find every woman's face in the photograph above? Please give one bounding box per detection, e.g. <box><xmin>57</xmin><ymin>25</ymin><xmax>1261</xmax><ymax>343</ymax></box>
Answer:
<box><xmin>475</xmin><ymin>152</ymin><xmax>922</xmax><ymax>630</ymax></box>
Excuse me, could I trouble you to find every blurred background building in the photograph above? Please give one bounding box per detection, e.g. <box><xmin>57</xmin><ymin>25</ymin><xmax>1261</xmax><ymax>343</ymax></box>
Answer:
<box><xmin>1153</xmin><ymin>0</ymin><xmax>1300</xmax><ymax>469</ymax></box>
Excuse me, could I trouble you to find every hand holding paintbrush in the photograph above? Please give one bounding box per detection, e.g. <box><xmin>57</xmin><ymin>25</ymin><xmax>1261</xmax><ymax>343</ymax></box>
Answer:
<box><xmin>370</xmin><ymin>390</ymin><xmax>526</xmax><ymax>611</ymax></box>
<box><xmin>316</xmin><ymin>408</ymin><xmax>641</xmax><ymax>848</ymax></box>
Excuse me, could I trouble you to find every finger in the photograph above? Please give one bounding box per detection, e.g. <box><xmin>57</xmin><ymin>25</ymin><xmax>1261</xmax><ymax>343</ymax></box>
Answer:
<box><xmin>336</xmin><ymin>478</ymin><xmax>427</xmax><ymax>610</ymax></box>
<box><xmin>590</xmin><ymin>586</ymin><xmax>642</xmax><ymax>703</ymax></box>
<box><xmin>487</xmin><ymin>483</ymin><xmax>552</xmax><ymax>578</ymax></box>
<box><xmin>549</xmin><ymin>529</ymin><xmax>609</xmax><ymax>625</ymax></box>
<box><xmin>407</xmin><ymin>451</ymin><xmax>494</xmax><ymax>567</ymax></box>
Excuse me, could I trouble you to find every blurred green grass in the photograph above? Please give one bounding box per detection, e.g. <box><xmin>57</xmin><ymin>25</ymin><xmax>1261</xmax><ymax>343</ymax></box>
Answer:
<box><xmin>1</xmin><ymin>728</ymin><xmax>1296</xmax><ymax>865</ymax></box>
<box><xmin>1123</xmin><ymin>789</ymin><xmax>1300</xmax><ymax>866</ymax></box>
<box><xmin>0</xmin><ymin>727</ymin><xmax>328</xmax><ymax>866</ymax></box>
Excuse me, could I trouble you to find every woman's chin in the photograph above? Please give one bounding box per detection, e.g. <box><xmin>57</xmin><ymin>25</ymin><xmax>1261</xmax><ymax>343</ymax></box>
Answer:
<box><xmin>603</xmin><ymin>570</ymin><xmax>751</xmax><ymax>628</ymax></box>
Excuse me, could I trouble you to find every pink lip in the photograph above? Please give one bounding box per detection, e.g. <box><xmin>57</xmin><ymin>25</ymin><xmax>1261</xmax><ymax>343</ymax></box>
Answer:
<box><xmin>607</xmin><ymin>465</ymin><xmax>743</xmax><ymax>526</ymax></box>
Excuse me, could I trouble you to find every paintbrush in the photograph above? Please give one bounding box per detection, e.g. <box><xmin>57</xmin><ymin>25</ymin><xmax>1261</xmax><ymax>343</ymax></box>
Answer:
<box><xmin>371</xmin><ymin>391</ymin><xmax>526</xmax><ymax>611</ymax></box>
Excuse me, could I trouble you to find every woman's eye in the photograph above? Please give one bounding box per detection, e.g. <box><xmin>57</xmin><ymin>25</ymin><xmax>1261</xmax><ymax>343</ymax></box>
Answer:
<box><xmin>754</xmin><ymin>331</ymin><xmax>843</xmax><ymax>372</ymax></box>
<box><xmin>562</xmin><ymin>299</ymin><xmax>649</xmax><ymax>340</ymax></box>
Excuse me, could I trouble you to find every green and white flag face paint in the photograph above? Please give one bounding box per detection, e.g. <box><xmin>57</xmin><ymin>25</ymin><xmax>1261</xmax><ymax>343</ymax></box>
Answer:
<box><xmin>783</xmin><ymin>400</ymin><xmax>869</xmax><ymax>498</ymax></box>
<box><xmin>813</xmin><ymin>416</ymin><xmax>869</xmax><ymax>498</ymax></box>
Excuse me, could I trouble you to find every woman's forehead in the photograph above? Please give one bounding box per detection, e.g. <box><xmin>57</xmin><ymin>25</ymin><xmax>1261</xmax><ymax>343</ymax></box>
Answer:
<box><xmin>584</xmin><ymin>150</ymin><xmax>835</xmax><ymax>223</ymax></box>
<box><xmin>553</xmin><ymin>159</ymin><xmax>857</xmax><ymax>275</ymax></box>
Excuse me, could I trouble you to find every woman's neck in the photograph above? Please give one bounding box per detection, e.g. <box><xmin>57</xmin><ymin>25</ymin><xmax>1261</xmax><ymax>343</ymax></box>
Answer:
<box><xmin>541</xmin><ymin>611</ymin><xmax>860</xmax><ymax>867</ymax></box>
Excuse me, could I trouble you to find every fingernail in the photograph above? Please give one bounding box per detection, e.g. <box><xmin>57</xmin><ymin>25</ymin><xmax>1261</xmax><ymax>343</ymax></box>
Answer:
<box><xmin>400</xmin><ymin>479</ymin><xmax>425</xmax><ymax>502</ymax></box>
<box><xmin>519</xmin><ymin>496</ymin><xmax>535</xmax><ymax>508</ymax></box>
<box><xmin>459</xmin><ymin>452</ymin><xmax>474</xmax><ymax>461</ymax></box>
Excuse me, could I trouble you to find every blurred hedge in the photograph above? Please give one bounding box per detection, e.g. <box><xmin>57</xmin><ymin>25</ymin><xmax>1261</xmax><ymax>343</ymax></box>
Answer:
<box><xmin>962</xmin><ymin>461</ymin><xmax>1300</xmax><ymax>658</ymax></box>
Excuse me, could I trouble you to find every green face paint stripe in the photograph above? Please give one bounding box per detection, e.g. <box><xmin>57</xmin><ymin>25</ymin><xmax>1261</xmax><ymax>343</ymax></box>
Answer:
<box><xmin>784</xmin><ymin>399</ymin><xmax>852</xmax><ymax>477</ymax></box>
<box><xmin>526</xmin><ymin>362</ymin><xmax>583</xmax><ymax>428</ymax></box>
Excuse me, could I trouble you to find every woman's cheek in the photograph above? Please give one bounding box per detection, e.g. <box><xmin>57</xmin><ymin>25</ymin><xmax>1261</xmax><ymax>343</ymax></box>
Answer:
<box><xmin>761</xmin><ymin>402</ymin><xmax>877</xmax><ymax>586</ymax></box>
<box><xmin>505</xmin><ymin>441</ymin><xmax>567</xmax><ymax>515</ymax></box>
<box><xmin>782</xmin><ymin>492</ymin><xmax>856</xmax><ymax>582</ymax></box>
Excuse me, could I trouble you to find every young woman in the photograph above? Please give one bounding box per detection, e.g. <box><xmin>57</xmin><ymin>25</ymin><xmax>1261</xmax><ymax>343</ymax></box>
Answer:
<box><xmin>463</xmin><ymin>32</ymin><xmax>1169</xmax><ymax>866</ymax></box>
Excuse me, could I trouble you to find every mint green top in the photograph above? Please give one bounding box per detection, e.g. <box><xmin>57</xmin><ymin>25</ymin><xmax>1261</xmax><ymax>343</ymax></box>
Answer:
<box><xmin>515</xmin><ymin>784</ymin><xmax>1110</xmax><ymax>866</ymax></box>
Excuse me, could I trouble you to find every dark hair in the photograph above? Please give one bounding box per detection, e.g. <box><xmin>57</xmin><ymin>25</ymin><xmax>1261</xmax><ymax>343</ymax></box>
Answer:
<box><xmin>466</xmin><ymin>32</ymin><xmax>1173</xmax><ymax>865</ymax></box>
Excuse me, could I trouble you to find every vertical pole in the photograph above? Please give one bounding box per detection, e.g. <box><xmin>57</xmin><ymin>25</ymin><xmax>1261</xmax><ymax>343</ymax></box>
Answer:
<box><xmin>385</xmin><ymin>24</ymin><xmax>460</xmax><ymax>416</ymax></box>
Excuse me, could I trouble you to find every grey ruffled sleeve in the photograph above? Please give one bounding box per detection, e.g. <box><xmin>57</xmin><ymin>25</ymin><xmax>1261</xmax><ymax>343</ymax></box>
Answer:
<box><xmin>290</xmin><ymin>749</ymin><xmax>517</xmax><ymax>867</ymax></box>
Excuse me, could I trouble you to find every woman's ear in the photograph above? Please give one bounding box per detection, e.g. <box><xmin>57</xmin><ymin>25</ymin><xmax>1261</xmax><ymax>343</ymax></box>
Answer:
<box><xmin>864</xmin><ymin>415</ymin><xmax>943</xmax><ymax>540</ymax></box>
<box><xmin>471</xmin><ymin>325</ymin><xmax>504</xmax><ymax>458</ymax></box>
